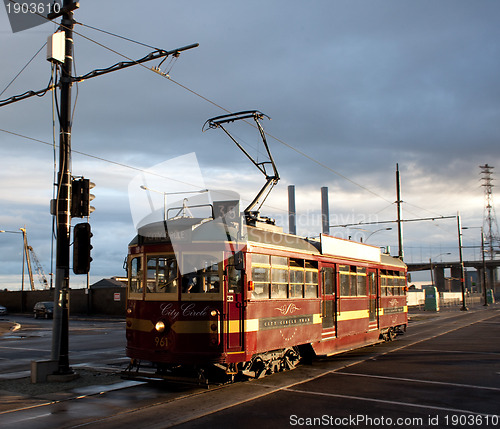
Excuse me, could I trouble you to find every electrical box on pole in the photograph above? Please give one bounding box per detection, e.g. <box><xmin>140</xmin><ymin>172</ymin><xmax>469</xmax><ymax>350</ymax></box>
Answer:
<box><xmin>73</xmin><ymin>222</ymin><xmax>92</xmax><ymax>274</ymax></box>
<box><xmin>47</xmin><ymin>32</ymin><xmax>65</xmax><ymax>64</ymax></box>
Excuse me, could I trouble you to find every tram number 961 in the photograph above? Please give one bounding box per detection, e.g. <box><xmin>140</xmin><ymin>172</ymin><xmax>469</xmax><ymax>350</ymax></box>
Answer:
<box><xmin>154</xmin><ymin>336</ymin><xmax>168</xmax><ymax>348</ymax></box>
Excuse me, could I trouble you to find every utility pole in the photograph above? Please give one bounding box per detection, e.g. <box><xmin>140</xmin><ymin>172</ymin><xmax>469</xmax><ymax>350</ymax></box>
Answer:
<box><xmin>321</xmin><ymin>186</ymin><xmax>330</xmax><ymax>235</ymax></box>
<box><xmin>51</xmin><ymin>0</ymin><xmax>78</xmax><ymax>375</ymax></box>
<box><xmin>396</xmin><ymin>164</ymin><xmax>404</xmax><ymax>260</ymax></box>
<box><xmin>457</xmin><ymin>212</ymin><xmax>468</xmax><ymax>311</ymax></box>
<box><xmin>479</xmin><ymin>164</ymin><xmax>499</xmax><ymax>291</ymax></box>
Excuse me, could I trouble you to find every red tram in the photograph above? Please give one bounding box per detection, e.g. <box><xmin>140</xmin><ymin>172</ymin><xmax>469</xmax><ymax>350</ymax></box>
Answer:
<box><xmin>124</xmin><ymin>218</ymin><xmax>407</xmax><ymax>382</ymax></box>
<box><xmin>124</xmin><ymin>111</ymin><xmax>407</xmax><ymax>382</ymax></box>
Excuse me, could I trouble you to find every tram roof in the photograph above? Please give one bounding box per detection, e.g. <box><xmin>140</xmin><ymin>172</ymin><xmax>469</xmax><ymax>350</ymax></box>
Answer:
<box><xmin>129</xmin><ymin>219</ymin><xmax>406</xmax><ymax>270</ymax></box>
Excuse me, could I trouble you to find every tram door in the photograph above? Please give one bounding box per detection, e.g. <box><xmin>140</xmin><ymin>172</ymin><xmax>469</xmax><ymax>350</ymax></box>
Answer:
<box><xmin>321</xmin><ymin>267</ymin><xmax>336</xmax><ymax>335</ymax></box>
<box><xmin>226</xmin><ymin>261</ymin><xmax>244</xmax><ymax>351</ymax></box>
<box><xmin>367</xmin><ymin>268</ymin><xmax>378</xmax><ymax>330</ymax></box>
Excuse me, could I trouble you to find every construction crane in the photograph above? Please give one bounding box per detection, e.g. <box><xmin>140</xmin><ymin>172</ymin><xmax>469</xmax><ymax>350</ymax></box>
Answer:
<box><xmin>21</xmin><ymin>228</ymin><xmax>49</xmax><ymax>290</ymax></box>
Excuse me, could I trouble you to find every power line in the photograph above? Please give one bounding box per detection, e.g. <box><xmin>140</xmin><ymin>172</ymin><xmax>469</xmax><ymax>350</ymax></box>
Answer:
<box><xmin>0</xmin><ymin>42</ymin><xmax>47</xmax><ymax>98</ymax></box>
<box><xmin>74</xmin><ymin>21</ymin><xmax>160</xmax><ymax>50</ymax></box>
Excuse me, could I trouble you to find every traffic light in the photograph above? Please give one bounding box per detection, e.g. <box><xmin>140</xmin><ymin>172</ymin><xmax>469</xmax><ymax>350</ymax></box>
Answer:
<box><xmin>71</xmin><ymin>177</ymin><xmax>95</xmax><ymax>218</ymax></box>
<box><xmin>73</xmin><ymin>222</ymin><xmax>93</xmax><ymax>274</ymax></box>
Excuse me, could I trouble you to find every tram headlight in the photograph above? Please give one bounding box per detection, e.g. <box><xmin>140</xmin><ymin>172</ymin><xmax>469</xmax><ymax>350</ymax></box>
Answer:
<box><xmin>155</xmin><ymin>321</ymin><xmax>166</xmax><ymax>333</ymax></box>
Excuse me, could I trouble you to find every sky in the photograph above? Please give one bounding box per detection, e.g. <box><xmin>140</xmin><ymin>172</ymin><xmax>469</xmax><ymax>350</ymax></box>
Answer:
<box><xmin>1</xmin><ymin>0</ymin><xmax>499</xmax><ymax>290</ymax></box>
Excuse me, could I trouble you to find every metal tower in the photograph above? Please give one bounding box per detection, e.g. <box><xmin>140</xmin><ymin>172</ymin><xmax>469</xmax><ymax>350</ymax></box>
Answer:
<box><xmin>479</xmin><ymin>164</ymin><xmax>500</xmax><ymax>259</ymax></box>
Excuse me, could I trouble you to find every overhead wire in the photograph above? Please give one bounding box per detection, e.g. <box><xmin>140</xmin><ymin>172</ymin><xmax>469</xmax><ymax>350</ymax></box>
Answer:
<box><xmin>0</xmin><ymin>127</ymin><xmax>293</xmax><ymax>216</ymax></box>
<box><xmin>74</xmin><ymin>21</ymin><xmax>160</xmax><ymax>50</ymax></box>
<box><xmin>0</xmin><ymin>42</ymin><xmax>47</xmax><ymax>98</ymax></box>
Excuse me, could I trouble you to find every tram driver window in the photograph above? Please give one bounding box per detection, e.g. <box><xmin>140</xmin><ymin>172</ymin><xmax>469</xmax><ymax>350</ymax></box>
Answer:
<box><xmin>146</xmin><ymin>256</ymin><xmax>178</xmax><ymax>294</ymax></box>
<box><xmin>181</xmin><ymin>254</ymin><xmax>221</xmax><ymax>295</ymax></box>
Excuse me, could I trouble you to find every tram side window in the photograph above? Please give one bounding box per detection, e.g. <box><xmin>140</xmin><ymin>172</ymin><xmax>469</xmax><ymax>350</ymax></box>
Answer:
<box><xmin>271</xmin><ymin>266</ymin><xmax>288</xmax><ymax>298</ymax></box>
<box><xmin>129</xmin><ymin>257</ymin><xmax>143</xmax><ymax>294</ymax></box>
<box><xmin>251</xmin><ymin>266</ymin><xmax>270</xmax><ymax>299</ymax></box>
<box><xmin>356</xmin><ymin>267</ymin><xmax>367</xmax><ymax>296</ymax></box>
<box><xmin>340</xmin><ymin>265</ymin><xmax>366</xmax><ymax>297</ymax></box>
<box><xmin>380</xmin><ymin>270</ymin><xmax>388</xmax><ymax>296</ymax></box>
<box><xmin>304</xmin><ymin>261</ymin><xmax>318</xmax><ymax>298</ymax></box>
<box><xmin>289</xmin><ymin>263</ymin><xmax>304</xmax><ymax>298</ymax></box>
<box><xmin>250</xmin><ymin>254</ymin><xmax>318</xmax><ymax>300</ymax></box>
<box><xmin>387</xmin><ymin>274</ymin><xmax>394</xmax><ymax>296</ymax></box>
<box><xmin>399</xmin><ymin>271</ymin><xmax>407</xmax><ymax>295</ymax></box>
<box><xmin>146</xmin><ymin>256</ymin><xmax>177</xmax><ymax>294</ymax></box>
<box><xmin>339</xmin><ymin>265</ymin><xmax>350</xmax><ymax>296</ymax></box>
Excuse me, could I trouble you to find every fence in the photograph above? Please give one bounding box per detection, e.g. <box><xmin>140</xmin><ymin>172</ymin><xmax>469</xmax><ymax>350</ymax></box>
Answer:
<box><xmin>407</xmin><ymin>290</ymin><xmax>485</xmax><ymax>309</ymax></box>
<box><xmin>0</xmin><ymin>287</ymin><xmax>126</xmax><ymax>316</ymax></box>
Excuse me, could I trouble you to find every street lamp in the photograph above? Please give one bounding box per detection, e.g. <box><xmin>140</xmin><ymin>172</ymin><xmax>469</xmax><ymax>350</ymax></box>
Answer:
<box><xmin>462</xmin><ymin>226</ymin><xmax>488</xmax><ymax>307</ymax></box>
<box><xmin>365</xmin><ymin>227</ymin><xmax>392</xmax><ymax>242</ymax></box>
<box><xmin>457</xmin><ymin>213</ymin><xmax>468</xmax><ymax>311</ymax></box>
<box><xmin>0</xmin><ymin>228</ymin><xmax>27</xmax><ymax>291</ymax></box>
<box><xmin>343</xmin><ymin>227</ymin><xmax>392</xmax><ymax>243</ymax></box>
<box><xmin>429</xmin><ymin>252</ymin><xmax>451</xmax><ymax>289</ymax></box>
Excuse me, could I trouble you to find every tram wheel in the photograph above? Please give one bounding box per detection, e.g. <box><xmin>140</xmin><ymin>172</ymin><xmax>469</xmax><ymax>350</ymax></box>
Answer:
<box><xmin>388</xmin><ymin>328</ymin><xmax>396</xmax><ymax>341</ymax></box>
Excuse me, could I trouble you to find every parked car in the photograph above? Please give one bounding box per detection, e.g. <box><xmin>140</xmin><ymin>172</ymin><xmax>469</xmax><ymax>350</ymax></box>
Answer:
<box><xmin>0</xmin><ymin>305</ymin><xmax>7</xmax><ymax>316</ymax></box>
<box><xmin>33</xmin><ymin>301</ymin><xmax>54</xmax><ymax>319</ymax></box>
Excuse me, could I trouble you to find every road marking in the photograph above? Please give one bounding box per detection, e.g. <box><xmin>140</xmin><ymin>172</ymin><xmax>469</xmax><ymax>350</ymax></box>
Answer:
<box><xmin>0</xmin><ymin>370</ymin><xmax>30</xmax><ymax>380</ymax></box>
<box><xmin>0</xmin><ymin>346</ymin><xmax>51</xmax><ymax>352</ymax></box>
<box><xmin>334</xmin><ymin>371</ymin><xmax>500</xmax><ymax>392</ymax></box>
<box><xmin>408</xmin><ymin>348</ymin><xmax>500</xmax><ymax>356</ymax></box>
<box><xmin>3</xmin><ymin>412</ymin><xmax>53</xmax><ymax>425</ymax></box>
<box><xmin>285</xmin><ymin>387</ymin><xmax>489</xmax><ymax>416</ymax></box>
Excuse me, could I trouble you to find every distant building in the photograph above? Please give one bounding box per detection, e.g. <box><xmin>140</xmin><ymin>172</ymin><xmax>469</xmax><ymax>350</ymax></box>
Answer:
<box><xmin>90</xmin><ymin>277</ymin><xmax>127</xmax><ymax>289</ymax></box>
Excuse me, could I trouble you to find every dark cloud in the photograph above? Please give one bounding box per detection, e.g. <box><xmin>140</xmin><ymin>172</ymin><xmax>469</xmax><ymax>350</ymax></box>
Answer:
<box><xmin>1</xmin><ymin>1</ymin><xmax>499</xmax><ymax>287</ymax></box>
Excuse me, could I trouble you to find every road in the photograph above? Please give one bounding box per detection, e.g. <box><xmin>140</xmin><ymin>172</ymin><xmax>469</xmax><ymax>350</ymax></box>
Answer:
<box><xmin>0</xmin><ymin>316</ymin><xmax>128</xmax><ymax>376</ymax></box>
<box><xmin>0</xmin><ymin>306</ymin><xmax>499</xmax><ymax>429</ymax></box>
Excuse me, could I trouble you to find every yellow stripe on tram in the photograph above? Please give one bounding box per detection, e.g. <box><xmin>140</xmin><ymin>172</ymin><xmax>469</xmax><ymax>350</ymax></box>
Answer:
<box><xmin>337</xmin><ymin>309</ymin><xmax>369</xmax><ymax>321</ymax></box>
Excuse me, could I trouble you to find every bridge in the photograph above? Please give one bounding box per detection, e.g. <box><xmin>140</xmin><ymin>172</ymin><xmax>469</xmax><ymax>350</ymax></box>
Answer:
<box><xmin>406</xmin><ymin>259</ymin><xmax>500</xmax><ymax>293</ymax></box>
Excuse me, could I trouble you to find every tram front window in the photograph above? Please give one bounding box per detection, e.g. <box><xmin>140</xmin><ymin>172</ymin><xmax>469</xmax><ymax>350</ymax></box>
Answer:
<box><xmin>146</xmin><ymin>256</ymin><xmax>178</xmax><ymax>294</ymax></box>
<box><xmin>181</xmin><ymin>253</ymin><xmax>222</xmax><ymax>297</ymax></box>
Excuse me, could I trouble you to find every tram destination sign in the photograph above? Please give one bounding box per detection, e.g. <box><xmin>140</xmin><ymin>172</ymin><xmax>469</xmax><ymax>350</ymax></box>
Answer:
<box><xmin>320</xmin><ymin>233</ymin><xmax>381</xmax><ymax>263</ymax></box>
